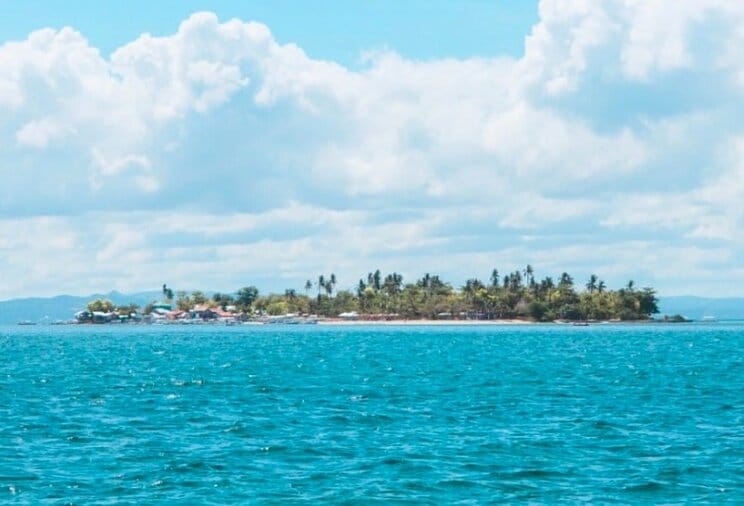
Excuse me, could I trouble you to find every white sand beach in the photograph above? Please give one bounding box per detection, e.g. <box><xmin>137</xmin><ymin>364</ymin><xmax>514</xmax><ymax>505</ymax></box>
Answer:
<box><xmin>318</xmin><ymin>319</ymin><xmax>534</xmax><ymax>326</ymax></box>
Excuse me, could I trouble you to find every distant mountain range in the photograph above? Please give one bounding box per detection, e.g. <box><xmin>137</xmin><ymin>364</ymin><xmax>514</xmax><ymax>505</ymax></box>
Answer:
<box><xmin>0</xmin><ymin>292</ymin><xmax>741</xmax><ymax>324</ymax></box>
<box><xmin>0</xmin><ymin>291</ymin><xmax>162</xmax><ymax>324</ymax></box>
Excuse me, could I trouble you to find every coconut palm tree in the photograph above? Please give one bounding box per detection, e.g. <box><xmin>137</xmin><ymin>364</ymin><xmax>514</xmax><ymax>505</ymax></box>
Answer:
<box><xmin>523</xmin><ymin>265</ymin><xmax>534</xmax><ymax>287</ymax></box>
<box><xmin>324</xmin><ymin>279</ymin><xmax>334</xmax><ymax>297</ymax></box>
<box><xmin>318</xmin><ymin>275</ymin><xmax>325</xmax><ymax>299</ymax></box>
<box><xmin>373</xmin><ymin>270</ymin><xmax>382</xmax><ymax>291</ymax></box>
<box><xmin>559</xmin><ymin>272</ymin><xmax>574</xmax><ymax>288</ymax></box>
<box><xmin>329</xmin><ymin>273</ymin><xmax>337</xmax><ymax>297</ymax></box>
<box><xmin>586</xmin><ymin>274</ymin><xmax>598</xmax><ymax>293</ymax></box>
<box><xmin>384</xmin><ymin>272</ymin><xmax>403</xmax><ymax>296</ymax></box>
<box><xmin>490</xmin><ymin>269</ymin><xmax>499</xmax><ymax>288</ymax></box>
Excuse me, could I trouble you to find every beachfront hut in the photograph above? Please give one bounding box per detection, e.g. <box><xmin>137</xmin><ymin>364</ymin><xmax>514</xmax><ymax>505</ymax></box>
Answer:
<box><xmin>91</xmin><ymin>311</ymin><xmax>114</xmax><ymax>324</ymax></box>
<box><xmin>75</xmin><ymin>310</ymin><xmax>92</xmax><ymax>323</ymax></box>
<box><xmin>190</xmin><ymin>305</ymin><xmax>219</xmax><ymax>320</ymax></box>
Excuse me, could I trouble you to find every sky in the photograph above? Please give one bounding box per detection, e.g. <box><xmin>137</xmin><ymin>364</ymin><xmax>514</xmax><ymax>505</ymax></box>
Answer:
<box><xmin>0</xmin><ymin>0</ymin><xmax>743</xmax><ymax>299</ymax></box>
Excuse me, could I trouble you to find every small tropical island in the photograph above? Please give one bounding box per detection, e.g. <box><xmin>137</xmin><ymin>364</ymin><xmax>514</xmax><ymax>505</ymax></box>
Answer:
<box><xmin>70</xmin><ymin>266</ymin><xmax>679</xmax><ymax>325</ymax></box>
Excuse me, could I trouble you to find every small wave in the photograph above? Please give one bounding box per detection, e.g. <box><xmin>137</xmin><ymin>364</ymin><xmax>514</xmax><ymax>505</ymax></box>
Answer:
<box><xmin>438</xmin><ymin>479</ymin><xmax>477</xmax><ymax>488</ymax></box>
<box><xmin>624</xmin><ymin>481</ymin><xmax>666</xmax><ymax>493</ymax></box>
<box><xmin>503</xmin><ymin>468</ymin><xmax>565</xmax><ymax>479</ymax></box>
<box><xmin>0</xmin><ymin>475</ymin><xmax>38</xmax><ymax>482</ymax></box>
<box><xmin>382</xmin><ymin>457</ymin><xmax>404</xmax><ymax>466</ymax></box>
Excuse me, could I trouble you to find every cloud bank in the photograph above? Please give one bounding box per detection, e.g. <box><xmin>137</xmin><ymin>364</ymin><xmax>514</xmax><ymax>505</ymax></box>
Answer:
<box><xmin>1</xmin><ymin>1</ymin><xmax>743</xmax><ymax>298</ymax></box>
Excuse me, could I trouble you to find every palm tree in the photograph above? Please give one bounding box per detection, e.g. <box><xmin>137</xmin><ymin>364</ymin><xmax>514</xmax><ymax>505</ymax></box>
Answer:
<box><xmin>373</xmin><ymin>270</ymin><xmax>382</xmax><ymax>291</ymax></box>
<box><xmin>324</xmin><ymin>278</ymin><xmax>334</xmax><ymax>297</ymax></box>
<box><xmin>597</xmin><ymin>280</ymin><xmax>606</xmax><ymax>293</ymax></box>
<box><xmin>539</xmin><ymin>276</ymin><xmax>555</xmax><ymax>300</ymax></box>
<box><xmin>318</xmin><ymin>275</ymin><xmax>325</xmax><ymax>299</ymax></box>
<box><xmin>329</xmin><ymin>273</ymin><xmax>337</xmax><ymax>297</ymax></box>
<box><xmin>586</xmin><ymin>274</ymin><xmax>598</xmax><ymax>293</ymax></box>
<box><xmin>384</xmin><ymin>272</ymin><xmax>403</xmax><ymax>296</ymax></box>
<box><xmin>523</xmin><ymin>265</ymin><xmax>534</xmax><ymax>287</ymax></box>
<box><xmin>509</xmin><ymin>271</ymin><xmax>522</xmax><ymax>291</ymax></box>
<box><xmin>559</xmin><ymin>272</ymin><xmax>574</xmax><ymax>288</ymax></box>
<box><xmin>490</xmin><ymin>269</ymin><xmax>499</xmax><ymax>288</ymax></box>
<box><xmin>394</xmin><ymin>273</ymin><xmax>403</xmax><ymax>291</ymax></box>
<box><xmin>304</xmin><ymin>280</ymin><xmax>313</xmax><ymax>296</ymax></box>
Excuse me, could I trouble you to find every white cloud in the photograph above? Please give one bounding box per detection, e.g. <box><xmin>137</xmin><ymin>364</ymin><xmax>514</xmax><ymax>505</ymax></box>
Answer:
<box><xmin>15</xmin><ymin>118</ymin><xmax>70</xmax><ymax>147</ymax></box>
<box><xmin>521</xmin><ymin>0</ymin><xmax>744</xmax><ymax>93</ymax></box>
<box><xmin>0</xmin><ymin>3</ymin><xmax>743</xmax><ymax>297</ymax></box>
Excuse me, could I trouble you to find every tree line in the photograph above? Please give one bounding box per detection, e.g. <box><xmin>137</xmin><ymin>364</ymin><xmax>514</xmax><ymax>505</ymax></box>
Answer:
<box><xmin>86</xmin><ymin>267</ymin><xmax>659</xmax><ymax>322</ymax></box>
<box><xmin>294</xmin><ymin>267</ymin><xmax>658</xmax><ymax>321</ymax></box>
<box><xmin>122</xmin><ymin>267</ymin><xmax>657</xmax><ymax>322</ymax></box>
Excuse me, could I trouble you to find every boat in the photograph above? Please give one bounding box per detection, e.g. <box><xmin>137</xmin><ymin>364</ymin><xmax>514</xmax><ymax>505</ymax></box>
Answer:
<box><xmin>17</xmin><ymin>320</ymin><xmax>37</xmax><ymax>326</ymax></box>
<box><xmin>701</xmin><ymin>315</ymin><xmax>717</xmax><ymax>322</ymax></box>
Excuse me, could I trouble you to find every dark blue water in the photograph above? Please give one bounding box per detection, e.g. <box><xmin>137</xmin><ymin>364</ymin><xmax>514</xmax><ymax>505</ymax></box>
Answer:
<box><xmin>1</xmin><ymin>323</ymin><xmax>742</xmax><ymax>503</ymax></box>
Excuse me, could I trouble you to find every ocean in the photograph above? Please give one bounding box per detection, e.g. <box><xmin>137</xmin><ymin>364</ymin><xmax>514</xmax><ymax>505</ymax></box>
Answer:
<box><xmin>1</xmin><ymin>323</ymin><xmax>742</xmax><ymax>503</ymax></box>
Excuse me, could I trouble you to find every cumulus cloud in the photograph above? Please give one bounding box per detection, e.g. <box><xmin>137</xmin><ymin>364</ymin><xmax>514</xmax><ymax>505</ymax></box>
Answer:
<box><xmin>0</xmin><ymin>2</ymin><xmax>743</xmax><ymax>297</ymax></box>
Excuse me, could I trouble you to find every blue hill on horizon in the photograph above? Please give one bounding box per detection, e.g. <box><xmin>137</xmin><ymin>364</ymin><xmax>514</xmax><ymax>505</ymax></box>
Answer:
<box><xmin>0</xmin><ymin>291</ymin><xmax>163</xmax><ymax>324</ymax></box>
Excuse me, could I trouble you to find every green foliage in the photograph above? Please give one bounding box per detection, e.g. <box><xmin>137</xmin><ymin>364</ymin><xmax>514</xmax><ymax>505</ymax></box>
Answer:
<box><xmin>116</xmin><ymin>303</ymin><xmax>140</xmax><ymax>315</ymax></box>
<box><xmin>87</xmin><ymin>299</ymin><xmax>114</xmax><ymax>313</ymax></box>
<box><xmin>526</xmin><ymin>301</ymin><xmax>548</xmax><ymax>321</ymax></box>
<box><xmin>188</xmin><ymin>291</ymin><xmax>206</xmax><ymax>305</ymax></box>
<box><xmin>266</xmin><ymin>301</ymin><xmax>289</xmax><ymax>316</ymax></box>
<box><xmin>664</xmin><ymin>314</ymin><xmax>689</xmax><ymax>323</ymax></box>
<box><xmin>211</xmin><ymin>292</ymin><xmax>235</xmax><ymax>309</ymax></box>
<box><xmin>303</xmin><ymin>268</ymin><xmax>658</xmax><ymax>321</ymax></box>
<box><xmin>176</xmin><ymin>291</ymin><xmax>194</xmax><ymax>311</ymax></box>
<box><xmin>118</xmin><ymin>270</ymin><xmax>661</xmax><ymax>322</ymax></box>
<box><xmin>236</xmin><ymin>286</ymin><xmax>259</xmax><ymax>311</ymax></box>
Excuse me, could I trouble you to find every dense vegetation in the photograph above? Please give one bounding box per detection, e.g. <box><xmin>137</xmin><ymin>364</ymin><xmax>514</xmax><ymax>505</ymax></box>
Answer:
<box><xmin>255</xmin><ymin>268</ymin><xmax>659</xmax><ymax>321</ymax></box>
<box><xmin>87</xmin><ymin>267</ymin><xmax>659</xmax><ymax>322</ymax></box>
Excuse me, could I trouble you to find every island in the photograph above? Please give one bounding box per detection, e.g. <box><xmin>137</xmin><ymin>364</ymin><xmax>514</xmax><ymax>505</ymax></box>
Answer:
<box><xmin>70</xmin><ymin>266</ymin><xmax>664</xmax><ymax>325</ymax></box>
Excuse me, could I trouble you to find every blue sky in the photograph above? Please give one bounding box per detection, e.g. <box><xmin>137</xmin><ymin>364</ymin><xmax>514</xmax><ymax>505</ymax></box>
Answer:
<box><xmin>2</xmin><ymin>1</ymin><xmax>538</xmax><ymax>63</ymax></box>
<box><xmin>0</xmin><ymin>1</ymin><xmax>743</xmax><ymax>298</ymax></box>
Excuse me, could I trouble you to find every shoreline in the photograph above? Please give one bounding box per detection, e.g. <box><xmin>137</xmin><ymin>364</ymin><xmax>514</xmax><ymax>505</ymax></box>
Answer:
<box><xmin>16</xmin><ymin>318</ymin><xmax>695</xmax><ymax>327</ymax></box>
<box><xmin>318</xmin><ymin>319</ymin><xmax>534</xmax><ymax>326</ymax></box>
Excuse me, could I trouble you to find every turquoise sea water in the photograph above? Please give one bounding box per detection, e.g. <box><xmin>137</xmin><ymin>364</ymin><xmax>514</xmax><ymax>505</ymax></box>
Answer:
<box><xmin>1</xmin><ymin>323</ymin><xmax>742</xmax><ymax>504</ymax></box>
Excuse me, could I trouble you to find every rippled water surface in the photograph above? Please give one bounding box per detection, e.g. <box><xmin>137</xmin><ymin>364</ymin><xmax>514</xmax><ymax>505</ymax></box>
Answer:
<box><xmin>1</xmin><ymin>323</ymin><xmax>742</xmax><ymax>503</ymax></box>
